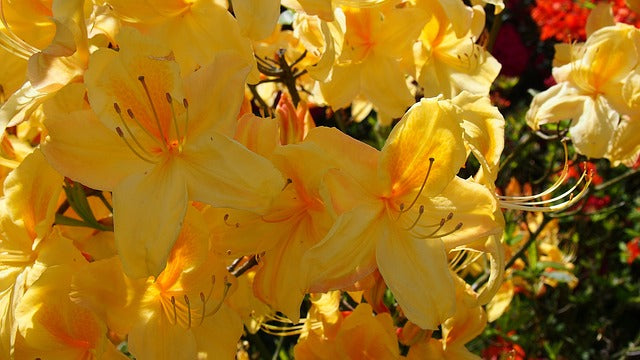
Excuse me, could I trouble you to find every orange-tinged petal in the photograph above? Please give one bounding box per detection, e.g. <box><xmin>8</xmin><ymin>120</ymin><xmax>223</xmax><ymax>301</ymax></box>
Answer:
<box><xmin>84</xmin><ymin>28</ymin><xmax>183</xmax><ymax>149</ymax></box>
<box><xmin>376</xmin><ymin>231</ymin><xmax>455</xmax><ymax>330</ymax></box>
<box><xmin>70</xmin><ymin>256</ymin><xmax>143</xmax><ymax>336</ymax></box>
<box><xmin>3</xmin><ymin>149</ymin><xmax>62</xmax><ymax>243</ymax></box>
<box><xmin>338</xmin><ymin>303</ymin><xmax>400</xmax><ymax>359</ymax></box>
<box><xmin>42</xmin><ymin>83</ymin><xmax>152</xmax><ymax>190</ymax></box>
<box><xmin>234</xmin><ymin>113</ymin><xmax>279</xmax><ymax>158</ymax></box>
<box><xmin>112</xmin><ymin>159</ymin><xmax>188</xmax><ymax>278</ymax></box>
<box><xmin>253</xmin><ymin>223</ymin><xmax>310</xmax><ymax>322</ymax></box>
<box><xmin>15</xmin><ymin>264</ymin><xmax>107</xmax><ymax>358</ymax></box>
<box><xmin>181</xmin><ymin>132</ymin><xmax>284</xmax><ymax>214</ymax></box>
<box><xmin>380</xmin><ymin>97</ymin><xmax>466</xmax><ymax>199</ymax></box>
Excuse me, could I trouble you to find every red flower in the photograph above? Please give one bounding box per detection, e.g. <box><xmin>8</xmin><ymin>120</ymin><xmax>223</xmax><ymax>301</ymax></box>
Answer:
<box><xmin>530</xmin><ymin>0</ymin><xmax>640</xmax><ymax>42</ymax></box>
<box><xmin>627</xmin><ymin>238</ymin><xmax>640</xmax><ymax>264</ymax></box>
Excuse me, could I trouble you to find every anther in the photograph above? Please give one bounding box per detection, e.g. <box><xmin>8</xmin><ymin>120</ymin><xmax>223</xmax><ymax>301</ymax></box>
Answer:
<box><xmin>223</xmin><ymin>214</ymin><xmax>240</xmax><ymax>228</ymax></box>
<box><xmin>115</xmin><ymin>126</ymin><xmax>155</xmax><ymax>164</ymax></box>
<box><xmin>184</xmin><ymin>295</ymin><xmax>192</xmax><ymax>328</ymax></box>
<box><xmin>404</xmin><ymin>205</ymin><xmax>425</xmax><ymax>230</ymax></box>
<box><xmin>282</xmin><ymin>178</ymin><xmax>293</xmax><ymax>191</ymax></box>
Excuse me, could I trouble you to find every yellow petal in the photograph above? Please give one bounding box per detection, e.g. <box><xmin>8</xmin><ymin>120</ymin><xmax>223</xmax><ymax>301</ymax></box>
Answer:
<box><xmin>360</xmin><ymin>55</ymin><xmax>414</xmax><ymax>119</ymax></box>
<box><xmin>183</xmin><ymin>52</ymin><xmax>251</xmax><ymax>138</ymax></box>
<box><xmin>415</xmin><ymin>177</ymin><xmax>500</xmax><ymax>250</ymax></box>
<box><xmin>304</xmin><ymin>203</ymin><xmax>382</xmax><ymax>293</ymax></box>
<box><xmin>3</xmin><ymin>149</ymin><xmax>62</xmax><ymax>243</ymax></box>
<box><xmin>234</xmin><ymin>0</ymin><xmax>281</xmax><ymax>40</ymax></box>
<box><xmin>380</xmin><ymin>97</ymin><xmax>466</xmax><ymax>199</ymax></box>
<box><xmin>376</xmin><ymin>231</ymin><xmax>455</xmax><ymax>329</ymax></box>
<box><xmin>181</xmin><ymin>132</ymin><xmax>284</xmax><ymax>214</ymax></box>
<box><xmin>112</xmin><ymin>159</ymin><xmax>188</xmax><ymax>278</ymax></box>
<box><xmin>42</xmin><ymin>83</ymin><xmax>152</xmax><ymax>190</ymax></box>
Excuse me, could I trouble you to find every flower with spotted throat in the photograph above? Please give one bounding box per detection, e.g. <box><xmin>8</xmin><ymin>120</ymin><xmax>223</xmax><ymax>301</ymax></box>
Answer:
<box><xmin>41</xmin><ymin>28</ymin><xmax>284</xmax><ymax>278</ymax></box>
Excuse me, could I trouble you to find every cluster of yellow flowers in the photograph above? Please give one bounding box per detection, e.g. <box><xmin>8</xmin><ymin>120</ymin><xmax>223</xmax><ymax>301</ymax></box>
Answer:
<box><xmin>0</xmin><ymin>0</ymin><xmax>636</xmax><ymax>359</ymax></box>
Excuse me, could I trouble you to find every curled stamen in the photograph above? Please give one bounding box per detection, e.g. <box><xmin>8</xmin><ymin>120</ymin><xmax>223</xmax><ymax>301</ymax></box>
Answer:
<box><xmin>499</xmin><ymin>161</ymin><xmax>592</xmax><ymax>212</ymax></box>
<box><xmin>404</xmin><ymin>205</ymin><xmax>425</xmax><ymax>230</ymax></box>
<box><xmin>414</xmin><ymin>220</ymin><xmax>463</xmax><ymax>239</ymax></box>
<box><xmin>184</xmin><ymin>295</ymin><xmax>192</xmax><ymax>328</ymax></box>
<box><xmin>170</xmin><ymin>296</ymin><xmax>178</xmax><ymax>325</ymax></box>
<box><xmin>115</xmin><ymin>127</ymin><xmax>155</xmax><ymax>164</ymax></box>
<box><xmin>138</xmin><ymin>75</ymin><xmax>168</xmax><ymax>148</ymax></box>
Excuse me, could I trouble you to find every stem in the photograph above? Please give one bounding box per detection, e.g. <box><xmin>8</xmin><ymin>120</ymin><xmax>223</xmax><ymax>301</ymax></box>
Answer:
<box><xmin>595</xmin><ymin>168</ymin><xmax>640</xmax><ymax>191</ymax></box>
<box><xmin>505</xmin><ymin>216</ymin><xmax>551</xmax><ymax>270</ymax></box>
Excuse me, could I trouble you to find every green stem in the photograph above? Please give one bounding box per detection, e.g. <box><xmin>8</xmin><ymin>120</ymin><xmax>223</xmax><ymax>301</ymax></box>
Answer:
<box><xmin>505</xmin><ymin>216</ymin><xmax>551</xmax><ymax>270</ymax></box>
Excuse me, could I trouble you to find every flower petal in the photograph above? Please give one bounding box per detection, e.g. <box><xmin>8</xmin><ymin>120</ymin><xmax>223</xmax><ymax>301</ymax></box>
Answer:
<box><xmin>112</xmin><ymin>160</ymin><xmax>188</xmax><ymax>278</ymax></box>
<box><xmin>42</xmin><ymin>83</ymin><xmax>151</xmax><ymax>190</ymax></box>
<box><xmin>380</xmin><ymin>97</ymin><xmax>467</xmax><ymax>199</ymax></box>
<box><xmin>303</xmin><ymin>204</ymin><xmax>383</xmax><ymax>293</ymax></box>
<box><xmin>376</xmin><ymin>232</ymin><xmax>455</xmax><ymax>330</ymax></box>
<box><xmin>181</xmin><ymin>132</ymin><xmax>284</xmax><ymax>214</ymax></box>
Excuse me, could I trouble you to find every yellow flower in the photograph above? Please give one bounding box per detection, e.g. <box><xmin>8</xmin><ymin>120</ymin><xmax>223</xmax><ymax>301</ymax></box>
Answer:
<box><xmin>294</xmin><ymin>302</ymin><xmax>400</xmax><ymax>359</ymax></box>
<box><xmin>413</xmin><ymin>2</ymin><xmax>500</xmax><ymax>98</ymax></box>
<box><xmin>41</xmin><ymin>28</ymin><xmax>284</xmax><ymax>278</ymax></box>
<box><xmin>303</xmin><ymin>98</ymin><xmax>501</xmax><ymax>329</ymax></box>
<box><xmin>13</xmin><ymin>263</ymin><xmax>126</xmax><ymax>359</ymax></box>
<box><xmin>526</xmin><ymin>23</ymin><xmax>640</xmax><ymax>165</ymax></box>
<box><xmin>317</xmin><ymin>3</ymin><xmax>427</xmax><ymax>120</ymax></box>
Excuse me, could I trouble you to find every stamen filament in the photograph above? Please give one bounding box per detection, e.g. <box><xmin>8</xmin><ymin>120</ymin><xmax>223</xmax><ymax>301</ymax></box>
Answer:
<box><xmin>404</xmin><ymin>205</ymin><xmax>425</xmax><ymax>230</ymax></box>
<box><xmin>125</xmin><ymin>108</ymin><xmax>165</xmax><ymax>148</ymax></box>
<box><xmin>166</xmin><ymin>92</ymin><xmax>183</xmax><ymax>149</ymax></box>
<box><xmin>116</xmin><ymin>127</ymin><xmax>156</xmax><ymax>164</ymax></box>
<box><xmin>199</xmin><ymin>292</ymin><xmax>206</xmax><ymax>326</ymax></box>
<box><xmin>399</xmin><ymin>158</ymin><xmax>435</xmax><ymax>215</ymax></box>
<box><xmin>138</xmin><ymin>76</ymin><xmax>168</xmax><ymax>149</ymax></box>
<box><xmin>183</xmin><ymin>98</ymin><xmax>189</xmax><ymax>143</ymax></box>
<box><xmin>184</xmin><ymin>295</ymin><xmax>192</xmax><ymax>328</ymax></box>
<box><xmin>171</xmin><ymin>296</ymin><xmax>178</xmax><ymax>325</ymax></box>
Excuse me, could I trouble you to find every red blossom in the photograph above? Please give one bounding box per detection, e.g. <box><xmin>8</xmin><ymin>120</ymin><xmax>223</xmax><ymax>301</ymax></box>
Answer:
<box><xmin>627</xmin><ymin>238</ymin><xmax>640</xmax><ymax>264</ymax></box>
<box><xmin>531</xmin><ymin>0</ymin><xmax>640</xmax><ymax>42</ymax></box>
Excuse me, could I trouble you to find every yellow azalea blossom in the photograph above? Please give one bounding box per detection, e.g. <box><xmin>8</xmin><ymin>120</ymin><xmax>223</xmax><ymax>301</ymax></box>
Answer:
<box><xmin>407</xmin><ymin>273</ymin><xmax>487</xmax><ymax>359</ymax></box>
<box><xmin>207</xmin><ymin>127</ymin><xmax>372</xmax><ymax>321</ymax></box>
<box><xmin>0</xmin><ymin>0</ymin><xmax>89</xmax><ymax>135</ymax></box>
<box><xmin>71</xmin><ymin>205</ymin><xmax>243</xmax><ymax>359</ymax></box>
<box><xmin>303</xmin><ymin>97</ymin><xmax>501</xmax><ymax>329</ymax></box>
<box><xmin>294</xmin><ymin>302</ymin><xmax>400</xmax><ymax>359</ymax></box>
<box><xmin>41</xmin><ymin>28</ymin><xmax>284</xmax><ymax>278</ymax></box>
<box><xmin>526</xmin><ymin>23</ymin><xmax>640</xmax><ymax>166</ymax></box>
<box><xmin>13</xmin><ymin>262</ymin><xmax>127</xmax><ymax>359</ymax></box>
<box><xmin>317</xmin><ymin>3</ymin><xmax>427</xmax><ymax>120</ymax></box>
<box><xmin>413</xmin><ymin>2</ymin><xmax>500</xmax><ymax>98</ymax></box>
<box><xmin>104</xmin><ymin>0</ymin><xmax>256</xmax><ymax>79</ymax></box>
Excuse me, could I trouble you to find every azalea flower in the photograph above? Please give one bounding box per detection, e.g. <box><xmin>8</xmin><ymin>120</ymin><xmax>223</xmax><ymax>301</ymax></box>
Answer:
<box><xmin>303</xmin><ymin>97</ymin><xmax>501</xmax><ymax>329</ymax></box>
<box><xmin>526</xmin><ymin>22</ymin><xmax>640</xmax><ymax>165</ymax></box>
<box><xmin>41</xmin><ymin>28</ymin><xmax>284</xmax><ymax>278</ymax></box>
